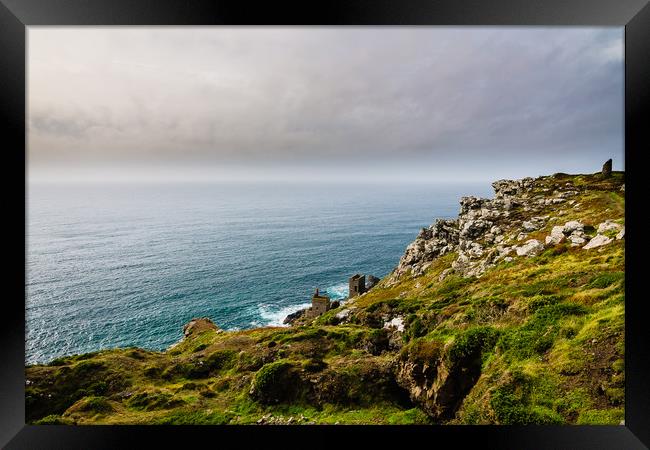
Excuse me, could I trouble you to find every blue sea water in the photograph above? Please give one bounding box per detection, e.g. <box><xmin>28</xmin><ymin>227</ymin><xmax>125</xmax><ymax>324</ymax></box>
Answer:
<box><xmin>26</xmin><ymin>181</ymin><xmax>491</xmax><ymax>364</ymax></box>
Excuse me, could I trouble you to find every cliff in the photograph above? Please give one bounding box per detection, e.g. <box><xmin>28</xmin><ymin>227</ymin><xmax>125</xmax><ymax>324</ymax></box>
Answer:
<box><xmin>25</xmin><ymin>169</ymin><xmax>625</xmax><ymax>425</ymax></box>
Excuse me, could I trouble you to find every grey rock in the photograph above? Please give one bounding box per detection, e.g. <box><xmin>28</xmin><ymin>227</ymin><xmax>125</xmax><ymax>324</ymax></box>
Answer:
<box><xmin>583</xmin><ymin>234</ymin><xmax>613</xmax><ymax>250</ymax></box>
<box><xmin>563</xmin><ymin>221</ymin><xmax>584</xmax><ymax>234</ymax></box>
<box><xmin>438</xmin><ymin>268</ymin><xmax>453</xmax><ymax>282</ymax></box>
<box><xmin>545</xmin><ymin>225</ymin><xmax>566</xmax><ymax>245</ymax></box>
<box><xmin>522</xmin><ymin>221</ymin><xmax>537</xmax><ymax>232</ymax></box>
<box><xmin>283</xmin><ymin>308</ymin><xmax>307</xmax><ymax>325</ymax></box>
<box><xmin>515</xmin><ymin>239</ymin><xmax>544</xmax><ymax>257</ymax></box>
<box><xmin>616</xmin><ymin>227</ymin><xmax>625</xmax><ymax>240</ymax></box>
<box><xmin>597</xmin><ymin>220</ymin><xmax>622</xmax><ymax>234</ymax></box>
<box><xmin>459</xmin><ymin>219</ymin><xmax>492</xmax><ymax>239</ymax></box>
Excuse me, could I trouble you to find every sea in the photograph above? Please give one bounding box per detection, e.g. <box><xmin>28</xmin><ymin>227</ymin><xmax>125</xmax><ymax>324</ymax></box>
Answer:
<box><xmin>26</xmin><ymin>181</ymin><xmax>492</xmax><ymax>364</ymax></box>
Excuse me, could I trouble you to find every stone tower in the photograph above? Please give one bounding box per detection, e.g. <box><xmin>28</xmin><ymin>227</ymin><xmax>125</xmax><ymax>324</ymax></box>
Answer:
<box><xmin>602</xmin><ymin>159</ymin><xmax>612</xmax><ymax>178</ymax></box>
<box><xmin>311</xmin><ymin>288</ymin><xmax>331</xmax><ymax>317</ymax></box>
<box><xmin>348</xmin><ymin>274</ymin><xmax>366</xmax><ymax>298</ymax></box>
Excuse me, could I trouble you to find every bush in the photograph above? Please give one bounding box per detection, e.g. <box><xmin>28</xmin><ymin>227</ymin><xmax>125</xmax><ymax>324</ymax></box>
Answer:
<box><xmin>491</xmin><ymin>387</ymin><xmax>563</xmax><ymax>425</ymax></box>
<box><xmin>447</xmin><ymin>327</ymin><xmax>500</xmax><ymax>365</ymax></box>
<box><xmin>250</xmin><ymin>360</ymin><xmax>302</xmax><ymax>404</ymax></box>
<box><xmin>204</xmin><ymin>349</ymin><xmax>237</xmax><ymax>372</ymax></box>
<box><xmin>405</xmin><ymin>316</ymin><xmax>426</xmax><ymax>341</ymax></box>
<box><xmin>490</xmin><ymin>372</ymin><xmax>564</xmax><ymax>425</ymax></box>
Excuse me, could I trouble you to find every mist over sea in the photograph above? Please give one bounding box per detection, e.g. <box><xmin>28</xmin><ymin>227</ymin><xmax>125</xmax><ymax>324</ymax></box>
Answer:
<box><xmin>26</xmin><ymin>181</ymin><xmax>491</xmax><ymax>364</ymax></box>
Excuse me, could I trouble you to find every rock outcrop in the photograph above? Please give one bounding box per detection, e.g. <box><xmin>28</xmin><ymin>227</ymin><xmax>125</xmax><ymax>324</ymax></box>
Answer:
<box><xmin>283</xmin><ymin>308</ymin><xmax>307</xmax><ymax>325</ymax></box>
<box><xmin>395</xmin><ymin>328</ymin><xmax>499</xmax><ymax>420</ymax></box>
<box><xmin>389</xmin><ymin>166</ymin><xmax>624</xmax><ymax>285</ymax></box>
<box><xmin>390</xmin><ymin>177</ymin><xmax>542</xmax><ymax>282</ymax></box>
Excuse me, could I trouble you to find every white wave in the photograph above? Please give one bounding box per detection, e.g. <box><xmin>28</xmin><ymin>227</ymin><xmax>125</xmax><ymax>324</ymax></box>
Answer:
<box><xmin>258</xmin><ymin>302</ymin><xmax>312</xmax><ymax>327</ymax></box>
<box><xmin>326</xmin><ymin>283</ymin><xmax>349</xmax><ymax>300</ymax></box>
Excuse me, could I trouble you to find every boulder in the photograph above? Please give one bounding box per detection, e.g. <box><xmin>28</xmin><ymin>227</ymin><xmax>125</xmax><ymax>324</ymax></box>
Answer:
<box><xmin>466</xmin><ymin>242</ymin><xmax>484</xmax><ymax>258</ymax></box>
<box><xmin>545</xmin><ymin>226</ymin><xmax>566</xmax><ymax>245</ymax></box>
<box><xmin>438</xmin><ymin>268</ymin><xmax>453</xmax><ymax>282</ymax></box>
<box><xmin>583</xmin><ymin>234</ymin><xmax>613</xmax><ymax>250</ymax></box>
<box><xmin>459</xmin><ymin>219</ymin><xmax>492</xmax><ymax>239</ymax></box>
<box><xmin>383</xmin><ymin>316</ymin><xmax>405</xmax><ymax>333</ymax></box>
<box><xmin>616</xmin><ymin>227</ymin><xmax>625</xmax><ymax>240</ymax></box>
<box><xmin>522</xmin><ymin>216</ymin><xmax>547</xmax><ymax>231</ymax></box>
<box><xmin>597</xmin><ymin>220</ymin><xmax>622</xmax><ymax>234</ymax></box>
<box><xmin>522</xmin><ymin>221</ymin><xmax>538</xmax><ymax>232</ymax></box>
<box><xmin>365</xmin><ymin>275</ymin><xmax>380</xmax><ymax>290</ymax></box>
<box><xmin>563</xmin><ymin>221</ymin><xmax>584</xmax><ymax>234</ymax></box>
<box><xmin>459</xmin><ymin>196</ymin><xmax>489</xmax><ymax>215</ymax></box>
<box><xmin>515</xmin><ymin>239</ymin><xmax>544</xmax><ymax>257</ymax></box>
<box><xmin>283</xmin><ymin>308</ymin><xmax>307</xmax><ymax>325</ymax></box>
<box><xmin>569</xmin><ymin>234</ymin><xmax>587</xmax><ymax>246</ymax></box>
<box><xmin>492</xmin><ymin>178</ymin><xmax>535</xmax><ymax>199</ymax></box>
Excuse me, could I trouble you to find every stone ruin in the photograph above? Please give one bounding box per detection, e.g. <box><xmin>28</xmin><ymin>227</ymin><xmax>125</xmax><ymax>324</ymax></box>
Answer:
<box><xmin>602</xmin><ymin>158</ymin><xmax>612</xmax><ymax>178</ymax></box>
<box><xmin>309</xmin><ymin>288</ymin><xmax>331</xmax><ymax>317</ymax></box>
<box><xmin>348</xmin><ymin>274</ymin><xmax>366</xmax><ymax>298</ymax></box>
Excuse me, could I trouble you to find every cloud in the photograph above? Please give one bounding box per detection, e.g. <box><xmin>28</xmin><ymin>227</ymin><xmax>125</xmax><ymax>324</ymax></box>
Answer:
<box><xmin>28</xmin><ymin>27</ymin><xmax>623</xmax><ymax>180</ymax></box>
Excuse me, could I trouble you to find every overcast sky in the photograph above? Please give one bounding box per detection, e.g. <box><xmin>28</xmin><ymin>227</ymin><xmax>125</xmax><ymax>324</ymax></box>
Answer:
<box><xmin>28</xmin><ymin>27</ymin><xmax>623</xmax><ymax>183</ymax></box>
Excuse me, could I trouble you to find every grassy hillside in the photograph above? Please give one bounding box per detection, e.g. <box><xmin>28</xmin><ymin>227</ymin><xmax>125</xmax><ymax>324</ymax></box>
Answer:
<box><xmin>25</xmin><ymin>171</ymin><xmax>625</xmax><ymax>425</ymax></box>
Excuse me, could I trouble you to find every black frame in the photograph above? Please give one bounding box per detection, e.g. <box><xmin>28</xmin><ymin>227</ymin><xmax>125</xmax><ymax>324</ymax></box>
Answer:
<box><xmin>2</xmin><ymin>0</ymin><xmax>649</xmax><ymax>448</ymax></box>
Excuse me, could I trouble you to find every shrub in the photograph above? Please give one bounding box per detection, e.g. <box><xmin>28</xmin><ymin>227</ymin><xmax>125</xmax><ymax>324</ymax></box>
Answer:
<box><xmin>490</xmin><ymin>372</ymin><xmax>563</xmax><ymax>425</ymax></box>
<box><xmin>204</xmin><ymin>349</ymin><xmax>237</xmax><ymax>372</ymax></box>
<box><xmin>250</xmin><ymin>360</ymin><xmax>302</xmax><ymax>404</ymax></box>
<box><xmin>447</xmin><ymin>327</ymin><xmax>500</xmax><ymax>365</ymax></box>
<box><xmin>405</xmin><ymin>316</ymin><xmax>426</xmax><ymax>341</ymax></box>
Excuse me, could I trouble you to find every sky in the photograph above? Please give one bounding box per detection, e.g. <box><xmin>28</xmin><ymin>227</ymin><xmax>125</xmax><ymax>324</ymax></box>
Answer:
<box><xmin>28</xmin><ymin>27</ymin><xmax>624</xmax><ymax>184</ymax></box>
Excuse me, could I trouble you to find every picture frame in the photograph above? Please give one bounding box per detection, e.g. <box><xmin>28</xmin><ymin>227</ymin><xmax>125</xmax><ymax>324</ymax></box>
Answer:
<box><xmin>1</xmin><ymin>0</ymin><xmax>648</xmax><ymax>447</ymax></box>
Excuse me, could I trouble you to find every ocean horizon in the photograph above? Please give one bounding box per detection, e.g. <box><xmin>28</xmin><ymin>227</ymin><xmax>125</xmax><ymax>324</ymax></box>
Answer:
<box><xmin>26</xmin><ymin>180</ymin><xmax>492</xmax><ymax>365</ymax></box>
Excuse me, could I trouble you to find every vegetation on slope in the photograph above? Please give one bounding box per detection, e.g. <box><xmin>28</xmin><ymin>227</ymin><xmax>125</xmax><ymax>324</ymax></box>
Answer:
<box><xmin>25</xmin><ymin>171</ymin><xmax>625</xmax><ymax>425</ymax></box>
